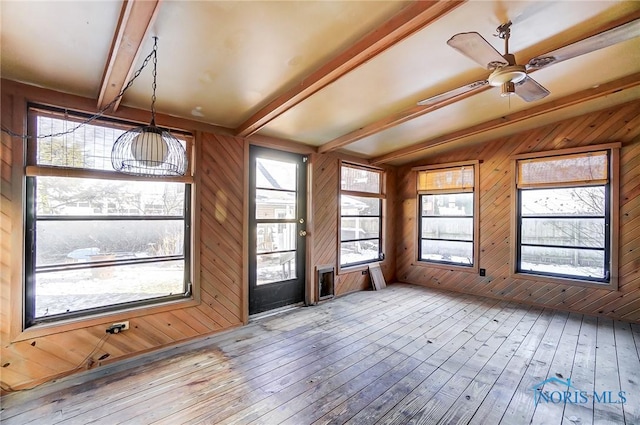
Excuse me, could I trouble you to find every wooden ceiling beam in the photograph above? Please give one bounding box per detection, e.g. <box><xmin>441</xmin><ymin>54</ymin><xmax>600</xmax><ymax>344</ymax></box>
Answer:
<box><xmin>97</xmin><ymin>0</ymin><xmax>161</xmax><ymax>111</ymax></box>
<box><xmin>234</xmin><ymin>0</ymin><xmax>465</xmax><ymax>138</ymax></box>
<box><xmin>317</xmin><ymin>82</ymin><xmax>489</xmax><ymax>154</ymax></box>
<box><xmin>319</xmin><ymin>10</ymin><xmax>640</xmax><ymax>154</ymax></box>
<box><xmin>370</xmin><ymin>72</ymin><xmax>640</xmax><ymax>165</ymax></box>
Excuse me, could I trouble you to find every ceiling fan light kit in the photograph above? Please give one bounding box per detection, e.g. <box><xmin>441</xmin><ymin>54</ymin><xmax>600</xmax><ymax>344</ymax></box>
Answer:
<box><xmin>500</xmin><ymin>81</ymin><xmax>516</xmax><ymax>97</ymax></box>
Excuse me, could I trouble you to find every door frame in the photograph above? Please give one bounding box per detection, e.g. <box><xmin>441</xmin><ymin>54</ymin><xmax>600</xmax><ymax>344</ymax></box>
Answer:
<box><xmin>244</xmin><ymin>143</ymin><xmax>311</xmax><ymax>319</ymax></box>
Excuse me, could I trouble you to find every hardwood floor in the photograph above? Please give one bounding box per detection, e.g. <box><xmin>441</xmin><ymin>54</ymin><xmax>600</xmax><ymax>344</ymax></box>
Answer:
<box><xmin>2</xmin><ymin>284</ymin><xmax>639</xmax><ymax>425</ymax></box>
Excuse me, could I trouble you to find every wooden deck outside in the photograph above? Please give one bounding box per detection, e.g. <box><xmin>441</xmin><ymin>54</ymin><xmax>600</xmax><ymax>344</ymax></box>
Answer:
<box><xmin>1</xmin><ymin>283</ymin><xmax>639</xmax><ymax>425</ymax></box>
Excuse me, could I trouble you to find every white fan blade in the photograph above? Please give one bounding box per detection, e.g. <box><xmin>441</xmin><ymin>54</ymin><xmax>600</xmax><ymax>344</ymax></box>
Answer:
<box><xmin>447</xmin><ymin>32</ymin><xmax>508</xmax><ymax>69</ymax></box>
<box><xmin>417</xmin><ymin>80</ymin><xmax>489</xmax><ymax>106</ymax></box>
<box><xmin>527</xmin><ymin>18</ymin><xmax>640</xmax><ymax>70</ymax></box>
<box><xmin>515</xmin><ymin>76</ymin><xmax>550</xmax><ymax>102</ymax></box>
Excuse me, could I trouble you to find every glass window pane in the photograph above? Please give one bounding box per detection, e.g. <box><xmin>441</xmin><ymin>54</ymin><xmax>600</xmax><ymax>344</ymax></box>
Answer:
<box><xmin>422</xmin><ymin>217</ymin><xmax>473</xmax><ymax>241</ymax></box>
<box><xmin>521</xmin><ymin>187</ymin><xmax>605</xmax><ymax>216</ymax></box>
<box><xmin>418</xmin><ymin>166</ymin><xmax>473</xmax><ymax>191</ymax></box>
<box><xmin>340</xmin><ymin>218</ymin><xmax>380</xmax><ymax>241</ymax></box>
<box><xmin>256</xmin><ymin>158</ymin><xmax>296</xmax><ymax>191</ymax></box>
<box><xmin>341</xmin><ymin>165</ymin><xmax>381</xmax><ymax>193</ymax></box>
<box><xmin>341</xmin><ymin>195</ymin><xmax>380</xmax><ymax>216</ymax></box>
<box><xmin>340</xmin><ymin>241</ymin><xmax>380</xmax><ymax>266</ymax></box>
<box><xmin>519</xmin><ymin>152</ymin><xmax>607</xmax><ymax>186</ymax></box>
<box><xmin>256</xmin><ymin>189</ymin><xmax>295</xmax><ymax>219</ymax></box>
<box><xmin>34</xmin><ymin>260</ymin><xmax>185</xmax><ymax>318</ymax></box>
<box><xmin>421</xmin><ymin>240</ymin><xmax>473</xmax><ymax>265</ymax></box>
<box><xmin>36</xmin><ymin>176</ymin><xmax>185</xmax><ymax>216</ymax></box>
<box><xmin>35</xmin><ymin>116</ymin><xmax>186</xmax><ymax>171</ymax></box>
<box><xmin>257</xmin><ymin>223</ymin><xmax>296</xmax><ymax>254</ymax></box>
<box><xmin>521</xmin><ymin>218</ymin><xmax>604</xmax><ymax>248</ymax></box>
<box><xmin>257</xmin><ymin>252</ymin><xmax>296</xmax><ymax>285</ymax></box>
<box><xmin>520</xmin><ymin>246</ymin><xmax>605</xmax><ymax>279</ymax></box>
<box><xmin>421</xmin><ymin>193</ymin><xmax>473</xmax><ymax>217</ymax></box>
<box><xmin>35</xmin><ymin>220</ymin><xmax>184</xmax><ymax>267</ymax></box>
<box><xmin>36</xmin><ymin>116</ymin><xmax>124</xmax><ymax>170</ymax></box>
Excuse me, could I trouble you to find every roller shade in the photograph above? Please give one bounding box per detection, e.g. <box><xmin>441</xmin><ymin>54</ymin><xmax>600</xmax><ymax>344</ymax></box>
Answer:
<box><xmin>418</xmin><ymin>166</ymin><xmax>474</xmax><ymax>192</ymax></box>
<box><xmin>517</xmin><ymin>151</ymin><xmax>608</xmax><ymax>188</ymax></box>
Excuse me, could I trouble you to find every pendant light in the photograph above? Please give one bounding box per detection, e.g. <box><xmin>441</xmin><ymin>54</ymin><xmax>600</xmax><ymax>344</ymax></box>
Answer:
<box><xmin>111</xmin><ymin>37</ymin><xmax>187</xmax><ymax>177</ymax></box>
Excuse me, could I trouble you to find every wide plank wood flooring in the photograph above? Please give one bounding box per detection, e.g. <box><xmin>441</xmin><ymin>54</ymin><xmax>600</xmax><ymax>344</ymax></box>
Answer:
<box><xmin>2</xmin><ymin>283</ymin><xmax>639</xmax><ymax>424</ymax></box>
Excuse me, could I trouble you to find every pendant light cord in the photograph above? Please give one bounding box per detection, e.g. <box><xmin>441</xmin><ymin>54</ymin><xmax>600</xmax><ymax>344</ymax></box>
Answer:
<box><xmin>150</xmin><ymin>36</ymin><xmax>158</xmax><ymax>126</ymax></box>
<box><xmin>1</xmin><ymin>37</ymin><xmax>159</xmax><ymax>140</ymax></box>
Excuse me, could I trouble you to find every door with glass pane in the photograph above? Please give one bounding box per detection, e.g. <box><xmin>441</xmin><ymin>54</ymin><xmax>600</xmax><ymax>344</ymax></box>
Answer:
<box><xmin>249</xmin><ymin>146</ymin><xmax>307</xmax><ymax>315</ymax></box>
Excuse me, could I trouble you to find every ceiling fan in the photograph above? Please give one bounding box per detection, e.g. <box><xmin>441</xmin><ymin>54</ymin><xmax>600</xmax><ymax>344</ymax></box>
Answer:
<box><xmin>417</xmin><ymin>18</ymin><xmax>640</xmax><ymax>106</ymax></box>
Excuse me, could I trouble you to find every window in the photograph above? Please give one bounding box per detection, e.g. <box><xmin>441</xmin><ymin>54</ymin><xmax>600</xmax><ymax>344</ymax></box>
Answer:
<box><xmin>417</xmin><ymin>162</ymin><xmax>478</xmax><ymax>267</ymax></box>
<box><xmin>515</xmin><ymin>148</ymin><xmax>617</xmax><ymax>285</ymax></box>
<box><xmin>339</xmin><ymin>163</ymin><xmax>384</xmax><ymax>268</ymax></box>
<box><xmin>24</xmin><ymin>107</ymin><xmax>193</xmax><ymax>326</ymax></box>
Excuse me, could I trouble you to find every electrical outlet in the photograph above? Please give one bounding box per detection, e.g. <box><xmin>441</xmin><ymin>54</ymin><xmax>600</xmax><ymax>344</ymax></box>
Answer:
<box><xmin>115</xmin><ymin>321</ymin><xmax>129</xmax><ymax>331</ymax></box>
<box><xmin>106</xmin><ymin>321</ymin><xmax>129</xmax><ymax>334</ymax></box>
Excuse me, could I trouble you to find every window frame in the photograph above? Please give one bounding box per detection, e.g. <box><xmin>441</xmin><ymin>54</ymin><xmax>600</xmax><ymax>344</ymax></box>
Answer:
<box><xmin>510</xmin><ymin>143</ymin><xmax>620</xmax><ymax>290</ymax></box>
<box><xmin>338</xmin><ymin>162</ymin><xmax>385</xmax><ymax>270</ymax></box>
<box><xmin>23</xmin><ymin>105</ymin><xmax>196</xmax><ymax>328</ymax></box>
<box><xmin>415</xmin><ymin>160</ymin><xmax>479</xmax><ymax>272</ymax></box>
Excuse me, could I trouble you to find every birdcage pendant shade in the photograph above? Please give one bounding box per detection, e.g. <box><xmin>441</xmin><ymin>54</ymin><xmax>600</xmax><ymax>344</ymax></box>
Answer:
<box><xmin>111</xmin><ymin>125</ymin><xmax>187</xmax><ymax>177</ymax></box>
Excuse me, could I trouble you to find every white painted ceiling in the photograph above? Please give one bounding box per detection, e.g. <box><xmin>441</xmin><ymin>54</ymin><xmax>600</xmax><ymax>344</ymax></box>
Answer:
<box><xmin>2</xmin><ymin>1</ymin><xmax>639</xmax><ymax>164</ymax></box>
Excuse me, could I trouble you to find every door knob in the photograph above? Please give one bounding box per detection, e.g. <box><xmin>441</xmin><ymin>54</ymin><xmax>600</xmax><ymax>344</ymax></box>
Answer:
<box><xmin>299</xmin><ymin>230</ymin><xmax>307</xmax><ymax>237</ymax></box>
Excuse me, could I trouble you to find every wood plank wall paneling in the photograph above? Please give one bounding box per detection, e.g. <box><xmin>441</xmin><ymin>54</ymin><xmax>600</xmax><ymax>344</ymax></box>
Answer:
<box><xmin>0</xmin><ymin>84</ymin><xmax>246</xmax><ymax>392</ymax></box>
<box><xmin>198</xmin><ymin>132</ymin><xmax>245</xmax><ymax>323</ymax></box>
<box><xmin>310</xmin><ymin>152</ymin><xmax>396</xmax><ymax>296</ymax></box>
<box><xmin>1</xmin><ymin>91</ymin><xmax>14</xmax><ymax>340</ymax></box>
<box><xmin>396</xmin><ymin>100</ymin><xmax>640</xmax><ymax>323</ymax></box>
